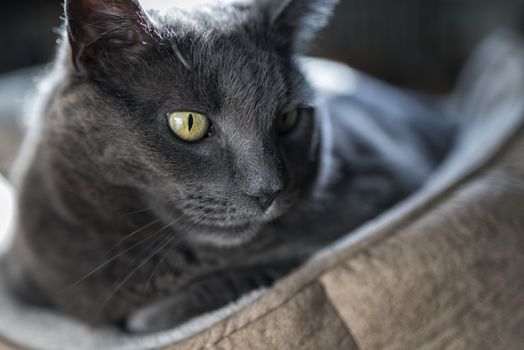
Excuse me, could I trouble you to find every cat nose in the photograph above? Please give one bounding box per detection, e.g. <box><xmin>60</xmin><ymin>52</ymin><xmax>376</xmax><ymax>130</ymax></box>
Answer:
<box><xmin>253</xmin><ymin>191</ymin><xmax>280</xmax><ymax>211</ymax></box>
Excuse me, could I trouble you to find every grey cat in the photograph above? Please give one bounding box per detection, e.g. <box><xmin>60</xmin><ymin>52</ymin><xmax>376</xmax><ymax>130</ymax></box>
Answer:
<box><xmin>3</xmin><ymin>0</ymin><xmax>453</xmax><ymax>333</ymax></box>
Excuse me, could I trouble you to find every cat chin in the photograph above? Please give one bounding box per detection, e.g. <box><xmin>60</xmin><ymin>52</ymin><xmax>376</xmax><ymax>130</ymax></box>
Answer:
<box><xmin>187</xmin><ymin>224</ymin><xmax>263</xmax><ymax>248</ymax></box>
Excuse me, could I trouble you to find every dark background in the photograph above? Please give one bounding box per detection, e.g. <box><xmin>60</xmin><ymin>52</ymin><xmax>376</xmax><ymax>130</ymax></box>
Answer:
<box><xmin>1</xmin><ymin>0</ymin><xmax>524</xmax><ymax>93</ymax></box>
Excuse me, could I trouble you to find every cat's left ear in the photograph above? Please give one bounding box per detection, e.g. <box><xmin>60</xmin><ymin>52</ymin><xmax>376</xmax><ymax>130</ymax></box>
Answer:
<box><xmin>65</xmin><ymin>0</ymin><xmax>154</xmax><ymax>73</ymax></box>
<box><xmin>264</xmin><ymin>0</ymin><xmax>339</xmax><ymax>52</ymax></box>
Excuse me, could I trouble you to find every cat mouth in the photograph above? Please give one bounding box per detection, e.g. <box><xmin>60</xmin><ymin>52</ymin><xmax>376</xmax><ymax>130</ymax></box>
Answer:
<box><xmin>205</xmin><ymin>221</ymin><xmax>254</xmax><ymax>232</ymax></box>
<box><xmin>185</xmin><ymin>221</ymin><xmax>263</xmax><ymax>247</ymax></box>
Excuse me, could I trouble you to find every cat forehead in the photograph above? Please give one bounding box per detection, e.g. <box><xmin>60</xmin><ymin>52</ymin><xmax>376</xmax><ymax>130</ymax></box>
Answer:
<box><xmin>148</xmin><ymin>9</ymin><xmax>306</xmax><ymax>111</ymax></box>
<box><xmin>189</xmin><ymin>41</ymin><xmax>303</xmax><ymax>118</ymax></box>
<box><xmin>151</xmin><ymin>4</ymin><xmax>286</xmax><ymax>71</ymax></box>
<box><xmin>172</xmin><ymin>40</ymin><xmax>298</xmax><ymax>123</ymax></box>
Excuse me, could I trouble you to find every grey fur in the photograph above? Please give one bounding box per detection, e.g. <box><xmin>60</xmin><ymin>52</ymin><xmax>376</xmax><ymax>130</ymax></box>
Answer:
<box><xmin>268</xmin><ymin>0</ymin><xmax>339</xmax><ymax>51</ymax></box>
<box><xmin>3</xmin><ymin>0</ymin><xmax>454</xmax><ymax>333</ymax></box>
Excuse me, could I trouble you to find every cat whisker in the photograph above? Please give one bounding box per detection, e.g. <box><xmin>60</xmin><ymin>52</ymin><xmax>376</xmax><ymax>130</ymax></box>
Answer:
<box><xmin>142</xmin><ymin>236</ymin><xmax>183</xmax><ymax>298</ymax></box>
<box><xmin>116</xmin><ymin>220</ymin><xmax>178</xmax><ymax>278</ymax></box>
<box><xmin>118</xmin><ymin>207</ymin><xmax>152</xmax><ymax>218</ymax></box>
<box><xmin>119</xmin><ymin>229</ymin><xmax>170</xmax><ymax>274</ymax></box>
<box><xmin>96</xmin><ymin>221</ymin><xmax>178</xmax><ymax>318</ymax></box>
<box><xmin>65</xmin><ymin>231</ymin><xmax>160</xmax><ymax>290</ymax></box>
<box><xmin>106</xmin><ymin>218</ymin><xmax>162</xmax><ymax>254</ymax></box>
<box><xmin>66</xmin><ymin>218</ymin><xmax>167</xmax><ymax>290</ymax></box>
<box><xmin>171</xmin><ymin>42</ymin><xmax>191</xmax><ymax>70</ymax></box>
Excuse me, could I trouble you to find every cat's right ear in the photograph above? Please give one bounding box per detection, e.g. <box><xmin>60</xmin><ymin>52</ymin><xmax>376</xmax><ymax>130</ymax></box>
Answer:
<box><xmin>65</xmin><ymin>0</ymin><xmax>154</xmax><ymax>74</ymax></box>
<box><xmin>263</xmin><ymin>0</ymin><xmax>339</xmax><ymax>53</ymax></box>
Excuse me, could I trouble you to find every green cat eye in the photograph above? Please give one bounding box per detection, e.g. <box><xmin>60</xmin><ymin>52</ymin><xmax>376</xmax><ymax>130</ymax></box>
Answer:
<box><xmin>168</xmin><ymin>111</ymin><xmax>210</xmax><ymax>142</ymax></box>
<box><xmin>276</xmin><ymin>109</ymin><xmax>299</xmax><ymax>134</ymax></box>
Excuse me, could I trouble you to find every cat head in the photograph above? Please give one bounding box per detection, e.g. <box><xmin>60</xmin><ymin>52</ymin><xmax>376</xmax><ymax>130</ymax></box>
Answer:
<box><xmin>57</xmin><ymin>0</ymin><xmax>338</xmax><ymax>246</ymax></box>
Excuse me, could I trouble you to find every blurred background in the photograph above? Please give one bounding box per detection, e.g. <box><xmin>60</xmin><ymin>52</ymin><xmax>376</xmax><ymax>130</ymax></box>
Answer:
<box><xmin>1</xmin><ymin>0</ymin><xmax>524</xmax><ymax>93</ymax></box>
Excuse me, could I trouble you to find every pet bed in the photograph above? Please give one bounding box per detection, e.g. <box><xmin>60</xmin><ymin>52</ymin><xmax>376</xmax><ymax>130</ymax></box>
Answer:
<box><xmin>0</xmin><ymin>31</ymin><xmax>523</xmax><ymax>350</ymax></box>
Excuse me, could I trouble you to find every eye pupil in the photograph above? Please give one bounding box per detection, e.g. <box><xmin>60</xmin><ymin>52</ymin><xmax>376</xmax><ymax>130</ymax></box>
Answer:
<box><xmin>188</xmin><ymin>114</ymin><xmax>194</xmax><ymax>131</ymax></box>
<box><xmin>167</xmin><ymin>111</ymin><xmax>210</xmax><ymax>142</ymax></box>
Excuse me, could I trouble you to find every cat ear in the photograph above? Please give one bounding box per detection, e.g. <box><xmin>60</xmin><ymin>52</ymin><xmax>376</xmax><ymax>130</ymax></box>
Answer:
<box><xmin>266</xmin><ymin>0</ymin><xmax>339</xmax><ymax>52</ymax></box>
<box><xmin>65</xmin><ymin>0</ymin><xmax>153</xmax><ymax>73</ymax></box>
